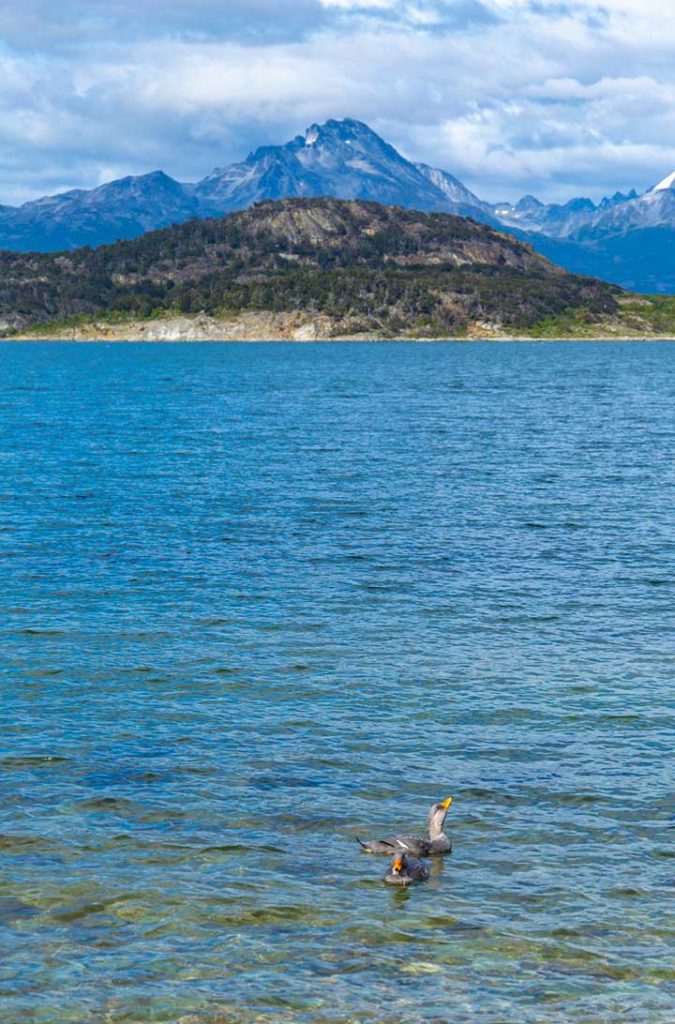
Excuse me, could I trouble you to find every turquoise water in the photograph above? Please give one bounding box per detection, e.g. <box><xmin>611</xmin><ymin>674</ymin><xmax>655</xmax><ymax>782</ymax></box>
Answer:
<box><xmin>0</xmin><ymin>341</ymin><xmax>673</xmax><ymax>1024</ymax></box>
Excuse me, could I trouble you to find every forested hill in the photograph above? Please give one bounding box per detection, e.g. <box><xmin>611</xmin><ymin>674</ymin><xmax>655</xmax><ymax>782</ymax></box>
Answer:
<box><xmin>0</xmin><ymin>198</ymin><xmax>625</xmax><ymax>338</ymax></box>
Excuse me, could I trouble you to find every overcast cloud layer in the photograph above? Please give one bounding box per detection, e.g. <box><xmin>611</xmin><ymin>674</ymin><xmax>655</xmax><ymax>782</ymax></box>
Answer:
<box><xmin>1</xmin><ymin>0</ymin><xmax>674</xmax><ymax>205</ymax></box>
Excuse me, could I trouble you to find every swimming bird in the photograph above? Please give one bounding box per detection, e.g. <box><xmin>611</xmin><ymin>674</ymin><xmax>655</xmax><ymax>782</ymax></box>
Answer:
<box><xmin>358</xmin><ymin>796</ymin><xmax>453</xmax><ymax>856</ymax></box>
<box><xmin>384</xmin><ymin>852</ymin><xmax>430</xmax><ymax>886</ymax></box>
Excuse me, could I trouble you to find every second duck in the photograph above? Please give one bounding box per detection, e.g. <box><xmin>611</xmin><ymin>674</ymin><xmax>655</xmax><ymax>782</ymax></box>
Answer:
<box><xmin>358</xmin><ymin>796</ymin><xmax>453</xmax><ymax>857</ymax></box>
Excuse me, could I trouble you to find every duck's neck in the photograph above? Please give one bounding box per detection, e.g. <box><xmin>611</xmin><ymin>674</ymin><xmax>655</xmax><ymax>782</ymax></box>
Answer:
<box><xmin>429</xmin><ymin>823</ymin><xmax>447</xmax><ymax>841</ymax></box>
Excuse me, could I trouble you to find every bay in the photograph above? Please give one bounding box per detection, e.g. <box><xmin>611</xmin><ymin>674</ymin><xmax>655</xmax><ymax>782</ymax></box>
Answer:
<box><xmin>0</xmin><ymin>341</ymin><xmax>673</xmax><ymax>1023</ymax></box>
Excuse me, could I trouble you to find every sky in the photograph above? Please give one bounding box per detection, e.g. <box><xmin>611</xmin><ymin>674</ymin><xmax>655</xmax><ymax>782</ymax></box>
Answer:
<box><xmin>1</xmin><ymin>0</ymin><xmax>674</xmax><ymax>205</ymax></box>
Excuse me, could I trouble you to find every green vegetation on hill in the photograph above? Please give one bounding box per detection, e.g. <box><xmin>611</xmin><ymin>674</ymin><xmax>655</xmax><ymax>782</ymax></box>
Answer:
<box><xmin>526</xmin><ymin>294</ymin><xmax>675</xmax><ymax>339</ymax></box>
<box><xmin>0</xmin><ymin>198</ymin><xmax>647</xmax><ymax>338</ymax></box>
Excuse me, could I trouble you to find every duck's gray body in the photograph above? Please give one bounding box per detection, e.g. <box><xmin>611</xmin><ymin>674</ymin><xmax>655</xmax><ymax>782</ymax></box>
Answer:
<box><xmin>384</xmin><ymin>852</ymin><xmax>430</xmax><ymax>886</ymax></box>
<box><xmin>358</xmin><ymin>797</ymin><xmax>453</xmax><ymax>857</ymax></box>
<box><xmin>359</xmin><ymin>834</ymin><xmax>451</xmax><ymax>856</ymax></box>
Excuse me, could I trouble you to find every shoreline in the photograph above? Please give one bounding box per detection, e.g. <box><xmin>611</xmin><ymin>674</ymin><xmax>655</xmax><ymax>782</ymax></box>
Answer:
<box><xmin>3</xmin><ymin>311</ymin><xmax>674</xmax><ymax>344</ymax></box>
<box><xmin>3</xmin><ymin>342</ymin><xmax>671</xmax><ymax>346</ymax></box>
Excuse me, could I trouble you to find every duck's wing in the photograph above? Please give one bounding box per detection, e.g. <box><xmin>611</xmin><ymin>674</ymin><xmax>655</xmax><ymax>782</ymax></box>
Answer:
<box><xmin>357</xmin><ymin>837</ymin><xmax>399</xmax><ymax>854</ymax></box>
<box><xmin>358</xmin><ymin>834</ymin><xmax>430</xmax><ymax>856</ymax></box>
<box><xmin>390</xmin><ymin>835</ymin><xmax>432</xmax><ymax>856</ymax></box>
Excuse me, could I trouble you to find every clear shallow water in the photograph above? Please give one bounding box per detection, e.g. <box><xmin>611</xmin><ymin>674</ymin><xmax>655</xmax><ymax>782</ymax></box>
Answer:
<box><xmin>0</xmin><ymin>341</ymin><xmax>673</xmax><ymax>1024</ymax></box>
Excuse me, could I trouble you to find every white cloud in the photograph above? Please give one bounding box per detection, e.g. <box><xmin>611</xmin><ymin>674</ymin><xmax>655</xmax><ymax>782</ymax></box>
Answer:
<box><xmin>320</xmin><ymin>0</ymin><xmax>394</xmax><ymax>7</ymax></box>
<box><xmin>0</xmin><ymin>0</ymin><xmax>674</xmax><ymax>205</ymax></box>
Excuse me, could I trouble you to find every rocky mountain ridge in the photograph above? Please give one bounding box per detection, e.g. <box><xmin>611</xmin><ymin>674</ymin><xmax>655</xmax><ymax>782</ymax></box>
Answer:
<box><xmin>0</xmin><ymin>120</ymin><xmax>494</xmax><ymax>254</ymax></box>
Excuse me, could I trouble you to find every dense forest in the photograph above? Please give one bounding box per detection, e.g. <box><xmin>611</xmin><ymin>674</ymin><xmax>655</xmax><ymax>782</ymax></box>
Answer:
<box><xmin>0</xmin><ymin>198</ymin><xmax>622</xmax><ymax>337</ymax></box>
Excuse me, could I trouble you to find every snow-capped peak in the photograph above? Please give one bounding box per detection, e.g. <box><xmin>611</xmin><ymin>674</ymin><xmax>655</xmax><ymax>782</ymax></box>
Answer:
<box><xmin>305</xmin><ymin>126</ymin><xmax>319</xmax><ymax>146</ymax></box>
<box><xmin>650</xmin><ymin>171</ymin><xmax>675</xmax><ymax>193</ymax></box>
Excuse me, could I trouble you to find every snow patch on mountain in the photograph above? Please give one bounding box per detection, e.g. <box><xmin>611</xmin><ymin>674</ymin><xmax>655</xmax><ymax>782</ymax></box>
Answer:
<box><xmin>650</xmin><ymin>171</ymin><xmax>675</xmax><ymax>193</ymax></box>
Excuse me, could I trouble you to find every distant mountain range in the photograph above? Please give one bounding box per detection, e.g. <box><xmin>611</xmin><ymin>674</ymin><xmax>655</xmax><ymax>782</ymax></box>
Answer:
<box><xmin>1</xmin><ymin>118</ymin><xmax>674</xmax><ymax>293</ymax></box>
<box><xmin>493</xmin><ymin>171</ymin><xmax>675</xmax><ymax>293</ymax></box>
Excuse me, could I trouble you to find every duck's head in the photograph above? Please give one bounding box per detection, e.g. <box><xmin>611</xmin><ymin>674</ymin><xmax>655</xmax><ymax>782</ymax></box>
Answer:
<box><xmin>428</xmin><ymin>796</ymin><xmax>453</xmax><ymax>837</ymax></box>
<box><xmin>387</xmin><ymin>852</ymin><xmax>413</xmax><ymax>887</ymax></box>
<box><xmin>391</xmin><ymin>853</ymin><xmax>407</xmax><ymax>876</ymax></box>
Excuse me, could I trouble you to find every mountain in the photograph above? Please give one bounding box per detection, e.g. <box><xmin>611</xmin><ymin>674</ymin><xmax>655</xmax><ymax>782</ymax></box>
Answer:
<box><xmin>0</xmin><ymin>198</ymin><xmax>623</xmax><ymax>339</ymax></box>
<box><xmin>492</xmin><ymin>175</ymin><xmax>675</xmax><ymax>293</ymax></box>
<box><xmin>0</xmin><ymin>117</ymin><xmax>674</xmax><ymax>293</ymax></box>
<box><xmin>497</xmin><ymin>176</ymin><xmax>675</xmax><ymax>242</ymax></box>
<box><xmin>415</xmin><ymin>163</ymin><xmax>492</xmax><ymax>219</ymax></box>
<box><xmin>0</xmin><ymin>172</ymin><xmax>202</xmax><ymax>252</ymax></box>
<box><xmin>519</xmin><ymin>225</ymin><xmax>675</xmax><ymax>295</ymax></box>
<box><xmin>575</xmin><ymin>178</ymin><xmax>675</xmax><ymax>239</ymax></box>
<box><xmin>0</xmin><ymin>119</ymin><xmax>493</xmax><ymax>253</ymax></box>
<box><xmin>493</xmin><ymin>191</ymin><xmax>638</xmax><ymax>238</ymax></box>
<box><xmin>196</xmin><ymin>118</ymin><xmax>491</xmax><ymax>218</ymax></box>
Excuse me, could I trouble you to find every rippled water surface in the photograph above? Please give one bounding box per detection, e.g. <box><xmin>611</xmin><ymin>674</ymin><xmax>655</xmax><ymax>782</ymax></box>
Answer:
<box><xmin>1</xmin><ymin>341</ymin><xmax>673</xmax><ymax>1024</ymax></box>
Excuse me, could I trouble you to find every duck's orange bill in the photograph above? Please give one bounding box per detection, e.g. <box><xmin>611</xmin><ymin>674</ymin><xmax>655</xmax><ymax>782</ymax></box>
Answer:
<box><xmin>441</xmin><ymin>796</ymin><xmax>453</xmax><ymax>810</ymax></box>
<box><xmin>393</xmin><ymin>857</ymin><xmax>404</xmax><ymax>872</ymax></box>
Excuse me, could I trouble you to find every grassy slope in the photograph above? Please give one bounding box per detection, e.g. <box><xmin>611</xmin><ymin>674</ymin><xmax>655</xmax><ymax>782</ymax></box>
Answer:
<box><xmin>527</xmin><ymin>295</ymin><xmax>675</xmax><ymax>339</ymax></box>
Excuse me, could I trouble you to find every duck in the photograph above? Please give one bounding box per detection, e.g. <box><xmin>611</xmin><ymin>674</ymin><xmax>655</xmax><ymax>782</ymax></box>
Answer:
<box><xmin>384</xmin><ymin>852</ymin><xmax>430</xmax><ymax>886</ymax></box>
<box><xmin>358</xmin><ymin>796</ymin><xmax>453</xmax><ymax>856</ymax></box>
